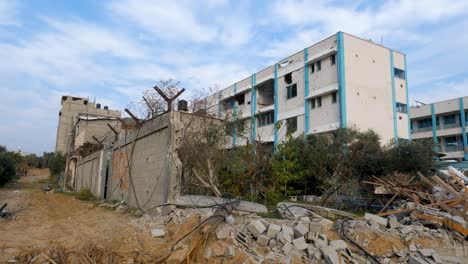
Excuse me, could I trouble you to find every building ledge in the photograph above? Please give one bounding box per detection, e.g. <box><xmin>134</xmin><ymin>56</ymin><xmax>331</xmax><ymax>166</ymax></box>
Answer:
<box><xmin>307</xmin><ymin>83</ymin><xmax>338</xmax><ymax>99</ymax></box>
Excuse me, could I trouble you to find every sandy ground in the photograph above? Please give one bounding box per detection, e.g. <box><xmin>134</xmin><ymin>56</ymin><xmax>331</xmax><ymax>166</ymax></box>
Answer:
<box><xmin>0</xmin><ymin>170</ymin><xmax>254</xmax><ymax>263</ymax></box>
<box><xmin>0</xmin><ymin>170</ymin><xmax>167</xmax><ymax>262</ymax></box>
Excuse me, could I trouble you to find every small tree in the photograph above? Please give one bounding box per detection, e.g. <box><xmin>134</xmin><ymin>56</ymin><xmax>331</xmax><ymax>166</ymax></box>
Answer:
<box><xmin>0</xmin><ymin>146</ymin><xmax>16</xmax><ymax>186</ymax></box>
<box><xmin>383</xmin><ymin>138</ymin><xmax>435</xmax><ymax>173</ymax></box>
<box><xmin>49</xmin><ymin>152</ymin><xmax>65</xmax><ymax>175</ymax></box>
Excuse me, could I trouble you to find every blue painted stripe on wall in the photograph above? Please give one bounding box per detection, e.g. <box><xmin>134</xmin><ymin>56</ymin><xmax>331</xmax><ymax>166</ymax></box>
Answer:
<box><xmin>431</xmin><ymin>103</ymin><xmax>439</xmax><ymax>152</ymax></box>
<box><xmin>250</xmin><ymin>74</ymin><xmax>257</xmax><ymax>143</ymax></box>
<box><xmin>336</xmin><ymin>32</ymin><xmax>347</xmax><ymax>127</ymax></box>
<box><xmin>390</xmin><ymin>50</ymin><xmax>398</xmax><ymax>142</ymax></box>
<box><xmin>304</xmin><ymin>48</ymin><xmax>310</xmax><ymax>135</ymax></box>
<box><xmin>274</xmin><ymin>64</ymin><xmax>279</xmax><ymax>150</ymax></box>
<box><xmin>233</xmin><ymin>83</ymin><xmax>237</xmax><ymax>146</ymax></box>
<box><xmin>404</xmin><ymin>55</ymin><xmax>411</xmax><ymax>140</ymax></box>
<box><xmin>459</xmin><ymin>97</ymin><xmax>468</xmax><ymax>160</ymax></box>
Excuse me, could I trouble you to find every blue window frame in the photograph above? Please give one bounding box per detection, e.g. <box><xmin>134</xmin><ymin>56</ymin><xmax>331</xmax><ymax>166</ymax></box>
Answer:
<box><xmin>444</xmin><ymin>114</ymin><xmax>456</xmax><ymax>125</ymax></box>
<box><xmin>286</xmin><ymin>83</ymin><xmax>297</xmax><ymax>99</ymax></box>
<box><xmin>396</xmin><ymin>102</ymin><xmax>407</xmax><ymax>113</ymax></box>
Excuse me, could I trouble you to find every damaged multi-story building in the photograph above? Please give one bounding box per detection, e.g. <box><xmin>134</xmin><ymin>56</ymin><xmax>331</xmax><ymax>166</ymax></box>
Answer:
<box><xmin>55</xmin><ymin>95</ymin><xmax>121</xmax><ymax>154</ymax></box>
<box><xmin>410</xmin><ymin>96</ymin><xmax>468</xmax><ymax>161</ymax></box>
<box><xmin>199</xmin><ymin>32</ymin><xmax>410</xmax><ymax>148</ymax></box>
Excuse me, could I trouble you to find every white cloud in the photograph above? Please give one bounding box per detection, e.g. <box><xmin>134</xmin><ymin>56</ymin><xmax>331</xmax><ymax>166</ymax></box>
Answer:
<box><xmin>260</xmin><ymin>29</ymin><xmax>323</xmax><ymax>58</ymax></box>
<box><xmin>110</xmin><ymin>0</ymin><xmax>217</xmax><ymax>43</ymax></box>
<box><xmin>411</xmin><ymin>78</ymin><xmax>468</xmax><ymax>105</ymax></box>
<box><xmin>0</xmin><ymin>0</ymin><xmax>20</xmax><ymax>26</ymax></box>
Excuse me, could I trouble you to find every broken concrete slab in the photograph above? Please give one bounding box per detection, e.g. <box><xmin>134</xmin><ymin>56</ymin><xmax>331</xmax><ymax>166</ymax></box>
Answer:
<box><xmin>388</xmin><ymin>215</ymin><xmax>400</xmax><ymax>229</ymax></box>
<box><xmin>150</xmin><ymin>228</ymin><xmax>165</xmax><ymax>238</ymax></box>
<box><xmin>292</xmin><ymin>236</ymin><xmax>308</xmax><ymax>251</ymax></box>
<box><xmin>247</xmin><ymin>220</ymin><xmax>266</xmax><ymax>238</ymax></box>
<box><xmin>329</xmin><ymin>240</ymin><xmax>347</xmax><ymax>250</ymax></box>
<box><xmin>175</xmin><ymin>195</ymin><xmax>267</xmax><ymax>213</ymax></box>
<box><xmin>364</xmin><ymin>213</ymin><xmax>387</xmax><ymax>228</ymax></box>
<box><xmin>321</xmin><ymin>246</ymin><xmax>339</xmax><ymax>264</ymax></box>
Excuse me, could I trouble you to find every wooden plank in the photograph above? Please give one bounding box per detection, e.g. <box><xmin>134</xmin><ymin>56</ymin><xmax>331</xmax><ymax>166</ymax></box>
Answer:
<box><xmin>355</xmin><ymin>197</ymin><xmax>465</xmax><ymax>219</ymax></box>
<box><xmin>412</xmin><ymin>213</ymin><xmax>468</xmax><ymax>236</ymax></box>
<box><xmin>379</xmin><ymin>194</ymin><xmax>398</xmax><ymax>213</ymax></box>
<box><xmin>432</xmin><ymin>176</ymin><xmax>462</xmax><ymax>198</ymax></box>
<box><xmin>417</xmin><ymin>171</ymin><xmax>435</xmax><ymax>187</ymax></box>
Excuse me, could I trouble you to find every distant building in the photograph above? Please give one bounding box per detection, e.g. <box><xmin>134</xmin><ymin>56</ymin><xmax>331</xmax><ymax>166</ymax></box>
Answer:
<box><xmin>410</xmin><ymin>96</ymin><xmax>468</xmax><ymax>161</ymax></box>
<box><xmin>198</xmin><ymin>32</ymin><xmax>409</xmax><ymax>148</ymax></box>
<box><xmin>73</xmin><ymin>116</ymin><xmax>119</xmax><ymax>150</ymax></box>
<box><xmin>55</xmin><ymin>96</ymin><xmax>120</xmax><ymax>154</ymax></box>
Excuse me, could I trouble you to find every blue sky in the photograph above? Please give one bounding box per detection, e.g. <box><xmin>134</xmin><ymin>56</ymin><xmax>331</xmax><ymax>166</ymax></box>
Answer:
<box><xmin>0</xmin><ymin>0</ymin><xmax>467</xmax><ymax>154</ymax></box>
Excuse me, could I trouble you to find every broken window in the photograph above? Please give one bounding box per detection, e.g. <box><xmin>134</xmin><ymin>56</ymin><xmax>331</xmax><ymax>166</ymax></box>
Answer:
<box><xmin>330</xmin><ymin>54</ymin><xmax>336</xmax><ymax>65</ymax></box>
<box><xmin>394</xmin><ymin>68</ymin><xmax>405</xmax><ymax>79</ymax></box>
<box><xmin>223</xmin><ymin>98</ymin><xmax>235</xmax><ymax>110</ymax></box>
<box><xmin>286</xmin><ymin>84</ymin><xmax>297</xmax><ymax>99</ymax></box>
<box><xmin>317</xmin><ymin>96</ymin><xmax>322</xmax><ymax>107</ymax></box>
<box><xmin>332</xmin><ymin>92</ymin><xmax>337</xmax><ymax>104</ymax></box>
<box><xmin>396</xmin><ymin>102</ymin><xmax>407</xmax><ymax>113</ymax></box>
<box><xmin>316</xmin><ymin>60</ymin><xmax>321</xmax><ymax>71</ymax></box>
<box><xmin>311</xmin><ymin>98</ymin><xmax>316</xmax><ymax>109</ymax></box>
<box><xmin>286</xmin><ymin>117</ymin><xmax>297</xmax><ymax>134</ymax></box>
<box><xmin>235</xmin><ymin>93</ymin><xmax>245</xmax><ymax>105</ymax></box>
<box><xmin>311</xmin><ymin>63</ymin><xmax>315</xmax><ymax>73</ymax></box>
<box><xmin>258</xmin><ymin>111</ymin><xmax>274</xmax><ymax>127</ymax></box>
<box><xmin>284</xmin><ymin>73</ymin><xmax>292</xmax><ymax>84</ymax></box>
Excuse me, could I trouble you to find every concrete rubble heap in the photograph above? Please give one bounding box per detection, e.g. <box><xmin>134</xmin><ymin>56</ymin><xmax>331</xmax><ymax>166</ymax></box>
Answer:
<box><xmin>121</xmin><ymin>182</ymin><xmax>467</xmax><ymax>264</ymax></box>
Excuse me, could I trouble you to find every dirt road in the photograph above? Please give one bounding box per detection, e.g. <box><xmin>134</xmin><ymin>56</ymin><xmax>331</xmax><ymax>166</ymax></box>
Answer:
<box><xmin>0</xmin><ymin>170</ymin><xmax>164</xmax><ymax>262</ymax></box>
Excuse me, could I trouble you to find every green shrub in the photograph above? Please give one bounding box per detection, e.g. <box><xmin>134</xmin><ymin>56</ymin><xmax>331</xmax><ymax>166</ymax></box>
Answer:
<box><xmin>76</xmin><ymin>188</ymin><xmax>96</xmax><ymax>201</ymax></box>
<box><xmin>49</xmin><ymin>153</ymin><xmax>66</xmax><ymax>175</ymax></box>
<box><xmin>0</xmin><ymin>152</ymin><xmax>16</xmax><ymax>186</ymax></box>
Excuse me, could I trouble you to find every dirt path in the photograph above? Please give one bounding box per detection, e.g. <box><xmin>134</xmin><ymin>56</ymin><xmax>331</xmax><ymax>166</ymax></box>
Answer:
<box><xmin>0</xmin><ymin>170</ymin><xmax>163</xmax><ymax>262</ymax></box>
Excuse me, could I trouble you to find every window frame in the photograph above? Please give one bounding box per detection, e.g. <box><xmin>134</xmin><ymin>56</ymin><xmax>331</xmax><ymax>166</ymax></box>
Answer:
<box><xmin>286</xmin><ymin>83</ymin><xmax>297</xmax><ymax>99</ymax></box>
<box><xmin>286</xmin><ymin>116</ymin><xmax>297</xmax><ymax>134</ymax></box>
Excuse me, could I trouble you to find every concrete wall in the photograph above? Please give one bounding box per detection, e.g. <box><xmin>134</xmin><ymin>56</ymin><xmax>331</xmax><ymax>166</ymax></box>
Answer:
<box><xmin>74</xmin><ymin>119</ymin><xmax>119</xmax><ymax>149</ymax></box>
<box><xmin>74</xmin><ymin>150</ymin><xmax>103</xmax><ymax>197</ymax></box>
<box><xmin>343</xmin><ymin>33</ymin><xmax>399</xmax><ymax>143</ymax></box>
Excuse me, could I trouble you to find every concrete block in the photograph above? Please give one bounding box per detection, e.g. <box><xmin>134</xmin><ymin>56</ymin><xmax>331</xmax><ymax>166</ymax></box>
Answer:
<box><xmin>388</xmin><ymin>216</ymin><xmax>400</xmax><ymax>229</ymax></box>
<box><xmin>247</xmin><ymin>220</ymin><xmax>266</xmax><ymax>237</ymax></box>
<box><xmin>277</xmin><ymin>230</ymin><xmax>293</xmax><ymax>244</ymax></box>
<box><xmin>294</xmin><ymin>222</ymin><xmax>309</xmax><ymax>238</ymax></box>
<box><xmin>257</xmin><ymin>235</ymin><xmax>270</xmax><ymax>247</ymax></box>
<box><xmin>292</xmin><ymin>236</ymin><xmax>308</xmax><ymax>251</ymax></box>
<box><xmin>281</xmin><ymin>225</ymin><xmax>294</xmax><ymax>235</ymax></box>
<box><xmin>279</xmin><ymin>255</ymin><xmax>292</xmax><ymax>264</ymax></box>
<box><xmin>282</xmin><ymin>242</ymin><xmax>293</xmax><ymax>255</ymax></box>
<box><xmin>150</xmin><ymin>228</ymin><xmax>165</xmax><ymax>238</ymax></box>
<box><xmin>329</xmin><ymin>240</ymin><xmax>347</xmax><ymax>250</ymax></box>
<box><xmin>401</xmin><ymin>225</ymin><xmax>416</xmax><ymax>234</ymax></box>
<box><xmin>408</xmin><ymin>253</ymin><xmax>431</xmax><ymax>264</ymax></box>
<box><xmin>409</xmin><ymin>243</ymin><xmax>417</xmax><ymax>252</ymax></box>
<box><xmin>314</xmin><ymin>238</ymin><xmax>328</xmax><ymax>249</ymax></box>
<box><xmin>267</xmin><ymin>223</ymin><xmax>281</xmax><ymax>238</ymax></box>
<box><xmin>321</xmin><ymin>246</ymin><xmax>339</xmax><ymax>264</ymax></box>
<box><xmin>216</xmin><ymin>227</ymin><xmax>230</xmax><ymax>240</ymax></box>
<box><xmin>307</xmin><ymin>245</ymin><xmax>321</xmax><ymax>260</ymax></box>
<box><xmin>418</xmin><ymin>248</ymin><xmax>434</xmax><ymax>257</ymax></box>
<box><xmin>309</xmin><ymin>222</ymin><xmax>322</xmax><ymax>233</ymax></box>
<box><xmin>365</xmin><ymin>213</ymin><xmax>387</xmax><ymax>228</ymax></box>
<box><xmin>268</xmin><ymin>239</ymin><xmax>277</xmax><ymax>248</ymax></box>
<box><xmin>224</xmin><ymin>246</ymin><xmax>235</xmax><ymax>257</ymax></box>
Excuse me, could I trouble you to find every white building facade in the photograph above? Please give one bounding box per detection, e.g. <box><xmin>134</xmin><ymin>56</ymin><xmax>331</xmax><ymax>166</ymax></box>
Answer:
<box><xmin>200</xmin><ymin>32</ymin><xmax>410</xmax><ymax>148</ymax></box>
<box><xmin>410</xmin><ymin>96</ymin><xmax>468</xmax><ymax>161</ymax></box>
